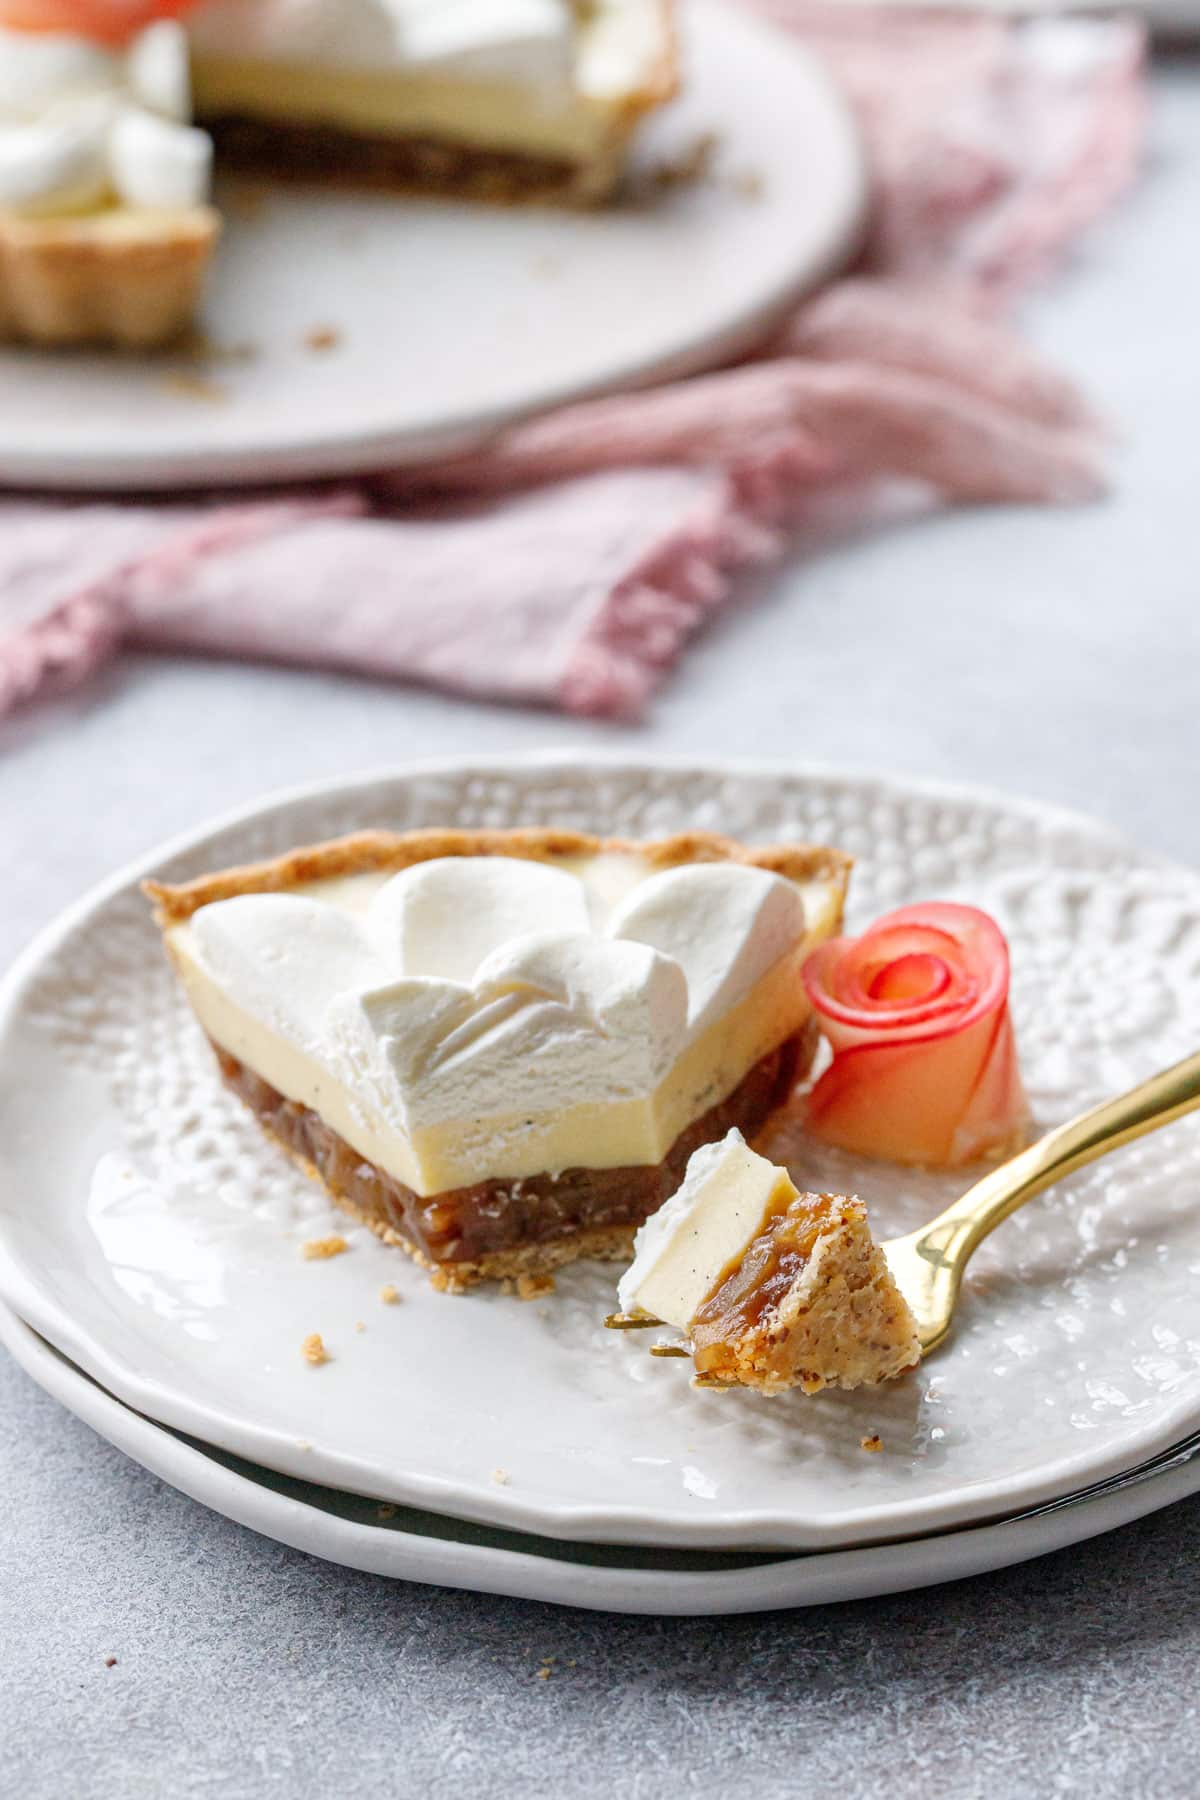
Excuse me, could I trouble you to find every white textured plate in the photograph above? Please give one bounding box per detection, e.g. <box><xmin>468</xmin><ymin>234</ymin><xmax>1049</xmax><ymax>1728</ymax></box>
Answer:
<box><xmin>2</xmin><ymin>757</ymin><xmax>1200</xmax><ymax>1552</ymax></box>
<box><xmin>0</xmin><ymin>1</ymin><xmax>865</xmax><ymax>492</ymax></box>
<box><xmin>8</xmin><ymin>1301</ymin><xmax>1200</xmax><ymax>1617</ymax></box>
<box><xmin>845</xmin><ymin>0</ymin><xmax>1199</xmax><ymax>34</ymax></box>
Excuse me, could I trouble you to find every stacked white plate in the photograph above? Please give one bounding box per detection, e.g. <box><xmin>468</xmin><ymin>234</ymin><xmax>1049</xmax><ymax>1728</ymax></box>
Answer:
<box><xmin>3</xmin><ymin>757</ymin><xmax>1200</xmax><ymax>1615</ymax></box>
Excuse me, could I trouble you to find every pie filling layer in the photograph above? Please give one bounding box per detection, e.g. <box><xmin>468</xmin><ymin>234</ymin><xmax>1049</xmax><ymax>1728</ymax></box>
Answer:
<box><xmin>214</xmin><ymin>1031</ymin><xmax>806</xmax><ymax>1274</ymax></box>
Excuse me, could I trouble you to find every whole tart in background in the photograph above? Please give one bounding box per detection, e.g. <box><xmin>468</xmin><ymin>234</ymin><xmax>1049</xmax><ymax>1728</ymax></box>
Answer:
<box><xmin>0</xmin><ymin>0</ymin><xmax>678</xmax><ymax>346</ymax></box>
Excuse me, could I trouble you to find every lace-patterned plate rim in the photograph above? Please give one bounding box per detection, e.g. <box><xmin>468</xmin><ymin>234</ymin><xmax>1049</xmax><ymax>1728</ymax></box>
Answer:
<box><xmin>0</xmin><ymin>753</ymin><xmax>1198</xmax><ymax>1554</ymax></box>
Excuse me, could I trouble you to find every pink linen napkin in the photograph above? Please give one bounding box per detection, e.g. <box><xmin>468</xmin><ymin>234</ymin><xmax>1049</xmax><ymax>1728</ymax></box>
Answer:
<box><xmin>0</xmin><ymin>5</ymin><xmax>1145</xmax><ymax>724</ymax></box>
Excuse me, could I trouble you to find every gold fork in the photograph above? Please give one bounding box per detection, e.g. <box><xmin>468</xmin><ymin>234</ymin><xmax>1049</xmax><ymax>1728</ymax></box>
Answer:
<box><xmin>607</xmin><ymin>1048</ymin><xmax>1200</xmax><ymax>1364</ymax></box>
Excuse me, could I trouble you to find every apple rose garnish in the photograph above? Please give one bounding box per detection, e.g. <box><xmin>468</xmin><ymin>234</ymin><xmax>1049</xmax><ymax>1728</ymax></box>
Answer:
<box><xmin>801</xmin><ymin>902</ymin><xmax>1029</xmax><ymax>1168</ymax></box>
<box><xmin>0</xmin><ymin>0</ymin><xmax>198</xmax><ymax>44</ymax></box>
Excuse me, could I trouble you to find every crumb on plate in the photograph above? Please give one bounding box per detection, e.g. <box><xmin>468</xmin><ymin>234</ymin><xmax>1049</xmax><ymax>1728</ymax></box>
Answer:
<box><xmin>731</xmin><ymin>168</ymin><xmax>765</xmax><ymax>200</ymax></box>
<box><xmin>643</xmin><ymin>130</ymin><xmax>720</xmax><ymax>194</ymax></box>
<box><xmin>301</xmin><ymin>1332</ymin><xmax>329</xmax><ymax>1366</ymax></box>
<box><xmin>861</xmin><ymin>1433</ymin><xmax>883</xmax><ymax>1453</ymax></box>
<box><xmin>159</xmin><ymin>373</ymin><xmax>226</xmax><ymax>405</ymax></box>
<box><xmin>379</xmin><ymin>1284</ymin><xmax>399</xmax><ymax>1305</ymax></box>
<box><xmin>301</xmin><ymin>1234</ymin><xmax>348</xmax><ymax>1261</ymax></box>
<box><xmin>304</xmin><ymin>325</ymin><xmax>341</xmax><ymax>352</ymax></box>
<box><xmin>492</xmin><ymin>1468</ymin><xmax>510</xmax><ymax>1486</ymax></box>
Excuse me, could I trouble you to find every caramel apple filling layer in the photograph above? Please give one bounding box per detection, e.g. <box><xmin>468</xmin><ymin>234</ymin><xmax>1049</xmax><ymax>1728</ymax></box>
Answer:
<box><xmin>214</xmin><ymin>1031</ymin><xmax>807</xmax><ymax>1283</ymax></box>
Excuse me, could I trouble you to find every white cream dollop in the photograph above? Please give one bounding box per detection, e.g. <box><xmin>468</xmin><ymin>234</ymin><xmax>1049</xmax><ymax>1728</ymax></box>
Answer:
<box><xmin>0</xmin><ymin>117</ymin><xmax>109</xmax><ymax>216</ymax></box>
<box><xmin>366</xmin><ymin>855</ymin><xmax>589</xmax><ymax>984</ymax></box>
<box><xmin>335</xmin><ymin>930</ymin><xmax>686</xmax><ymax>1134</ymax></box>
<box><xmin>0</xmin><ymin>21</ymin><xmax>210</xmax><ymax>217</ymax></box>
<box><xmin>617</xmin><ymin>1129</ymin><xmax>792</xmax><ymax>1327</ymax></box>
<box><xmin>610</xmin><ymin>864</ymin><xmax>808</xmax><ymax>1042</ymax></box>
<box><xmin>189</xmin><ymin>894</ymin><xmax>385</xmax><ymax>1057</ymax></box>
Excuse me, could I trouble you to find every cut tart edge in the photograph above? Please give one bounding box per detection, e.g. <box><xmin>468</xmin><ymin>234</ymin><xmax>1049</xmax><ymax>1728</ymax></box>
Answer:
<box><xmin>0</xmin><ymin>205</ymin><xmax>221</xmax><ymax>348</ymax></box>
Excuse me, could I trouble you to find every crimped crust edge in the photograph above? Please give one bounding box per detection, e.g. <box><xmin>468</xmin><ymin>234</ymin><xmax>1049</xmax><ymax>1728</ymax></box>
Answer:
<box><xmin>144</xmin><ymin>825</ymin><xmax>853</xmax><ymax>926</ymax></box>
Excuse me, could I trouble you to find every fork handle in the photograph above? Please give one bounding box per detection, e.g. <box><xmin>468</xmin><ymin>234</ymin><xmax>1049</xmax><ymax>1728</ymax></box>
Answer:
<box><xmin>930</xmin><ymin>1047</ymin><xmax>1200</xmax><ymax>1271</ymax></box>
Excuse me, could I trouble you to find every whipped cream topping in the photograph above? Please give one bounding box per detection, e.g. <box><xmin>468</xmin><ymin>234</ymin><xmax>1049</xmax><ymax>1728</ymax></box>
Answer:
<box><xmin>608</xmin><ymin>864</ymin><xmax>806</xmax><ymax>1039</ymax></box>
<box><xmin>617</xmin><ymin>1129</ymin><xmax>795</xmax><ymax>1327</ymax></box>
<box><xmin>0</xmin><ymin>21</ymin><xmax>210</xmax><ymax>217</ymax></box>
<box><xmin>185</xmin><ymin>856</ymin><xmax>795</xmax><ymax>1137</ymax></box>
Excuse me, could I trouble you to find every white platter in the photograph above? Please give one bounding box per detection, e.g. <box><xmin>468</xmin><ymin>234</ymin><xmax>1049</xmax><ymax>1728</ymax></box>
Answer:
<box><xmin>1</xmin><ymin>756</ymin><xmax>1200</xmax><ymax>1551</ymax></box>
<box><xmin>6</xmin><ymin>1299</ymin><xmax>1200</xmax><ymax>1616</ymax></box>
<box><xmin>0</xmin><ymin>1</ymin><xmax>865</xmax><ymax>492</ymax></box>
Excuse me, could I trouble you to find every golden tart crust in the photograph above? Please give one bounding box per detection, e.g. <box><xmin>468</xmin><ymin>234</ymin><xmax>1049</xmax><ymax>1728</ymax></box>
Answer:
<box><xmin>0</xmin><ymin>205</ymin><xmax>220</xmax><ymax>348</ymax></box>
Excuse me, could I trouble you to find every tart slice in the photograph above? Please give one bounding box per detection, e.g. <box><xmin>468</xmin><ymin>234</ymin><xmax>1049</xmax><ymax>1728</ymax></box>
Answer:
<box><xmin>187</xmin><ymin>0</ymin><xmax>679</xmax><ymax>205</ymax></box>
<box><xmin>145</xmin><ymin>827</ymin><xmax>851</xmax><ymax>1290</ymax></box>
<box><xmin>616</xmin><ymin>1130</ymin><xmax>921</xmax><ymax>1393</ymax></box>
<box><xmin>0</xmin><ymin>11</ymin><xmax>218</xmax><ymax>346</ymax></box>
